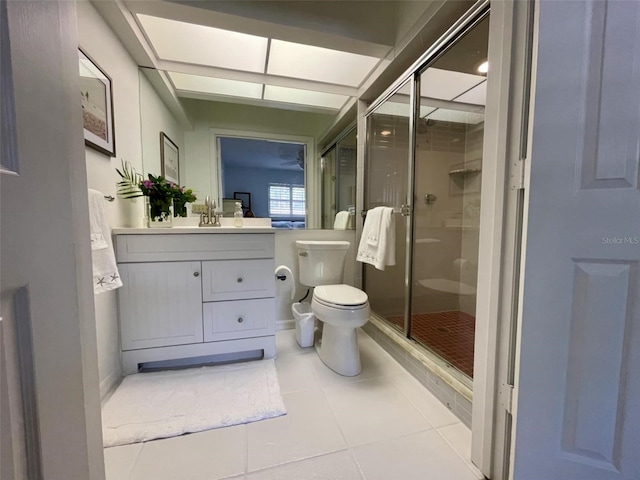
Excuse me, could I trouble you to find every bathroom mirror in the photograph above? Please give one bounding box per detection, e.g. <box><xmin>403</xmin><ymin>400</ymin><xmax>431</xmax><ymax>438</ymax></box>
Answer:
<box><xmin>138</xmin><ymin>68</ymin><xmax>356</xmax><ymax>229</ymax></box>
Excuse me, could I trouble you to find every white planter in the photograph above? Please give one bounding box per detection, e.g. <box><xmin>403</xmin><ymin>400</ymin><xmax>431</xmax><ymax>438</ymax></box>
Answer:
<box><xmin>118</xmin><ymin>197</ymin><xmax>143</xmax><ymax>228</ymax></box>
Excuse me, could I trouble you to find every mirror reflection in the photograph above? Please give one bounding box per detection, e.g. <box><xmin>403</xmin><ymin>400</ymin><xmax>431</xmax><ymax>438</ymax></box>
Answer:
<box><xmin>321</xmin><ymin>127</ymin><xmax>357</xmax><ymax>229</ymax></box>
<box><xmin>138</xmin><ymin>68</ymin><xmax>356</xmax><ymax>229</ymax></box>
<box><xmin>219</xmin><ymin>136</ymin><xmax>306</xmax><ymax>227</ymax></box>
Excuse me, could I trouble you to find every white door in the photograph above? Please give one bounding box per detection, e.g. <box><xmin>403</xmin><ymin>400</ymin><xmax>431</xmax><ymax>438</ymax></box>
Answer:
<box><xmin>513</xmin><ymin>1</ymin><xmax>640</xmax><ymax>479</ymax></box>
<box><xmin>119</xmin><ymin>262</ymin><xmax>204</xmax><ymax>350</ymax></box>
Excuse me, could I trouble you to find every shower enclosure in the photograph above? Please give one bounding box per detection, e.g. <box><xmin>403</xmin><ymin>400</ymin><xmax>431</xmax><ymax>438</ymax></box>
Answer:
<box><xmin>321</xmin><ymin>127</ymin><xmax>357</xmax><ymax>229</ymax></box>
<box><xmin>363</xmin><ymin>12</ymin><xmax>489</xmax><ymax>382</ymax></box>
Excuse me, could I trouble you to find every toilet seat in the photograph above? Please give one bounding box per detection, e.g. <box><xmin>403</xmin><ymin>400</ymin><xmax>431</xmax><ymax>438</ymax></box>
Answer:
<box><xmin>313</xmin><ymin>284</ymin><xmax>368</xmax><ymax>309</ymax></box>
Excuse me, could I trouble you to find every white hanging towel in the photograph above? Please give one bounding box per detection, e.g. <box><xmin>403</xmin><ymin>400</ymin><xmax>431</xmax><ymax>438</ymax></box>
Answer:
<box><xmin>356</xmin><ymin>207</ymin><xmax>396</xmax><ymax>270</ymax></box>
<box><xmin>333</xmin><ymin>211</ymin><xmax>350</xmax><ymax>230</ymax></box>
<box><xmin>88</xmin><ymin>189</ymin><xmax>122</xmax><ymax>294</ymax></box>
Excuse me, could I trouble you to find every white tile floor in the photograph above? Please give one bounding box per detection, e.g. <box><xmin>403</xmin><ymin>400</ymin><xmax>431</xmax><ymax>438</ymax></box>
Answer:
<box><xmin>104</xmin><ymin>329</ymin><xmax>485</xmax><ymax>480</ymax></box>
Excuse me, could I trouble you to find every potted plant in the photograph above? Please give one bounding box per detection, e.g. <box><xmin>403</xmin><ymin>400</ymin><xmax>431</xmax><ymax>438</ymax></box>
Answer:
<box><xmin>173</xmin><ymin>186</ymin><xmax>197</xmax><ymax>217</ymax></box>
<box><xmin>115</xmin><ymin>159</ymin><xmax>144</xmax><ymax>228</ymax></box>
<box><xmin>139</xmin><ymin>174</ymin><xmax>177</xmax><ymax>227</ymax></box>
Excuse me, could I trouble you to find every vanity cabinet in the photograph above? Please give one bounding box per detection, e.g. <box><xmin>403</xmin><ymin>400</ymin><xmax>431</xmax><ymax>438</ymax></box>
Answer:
<box><xmin>114</xmin><ymin>230</ymin><xmax>276</xmax><ymax>374</ymax></box>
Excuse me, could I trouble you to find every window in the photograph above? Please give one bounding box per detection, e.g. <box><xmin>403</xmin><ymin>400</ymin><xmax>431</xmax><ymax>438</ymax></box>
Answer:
<box><xmin>269</xmin><ymin>183</ymin><xmax>305</xmax><ymax>217</ymax></box>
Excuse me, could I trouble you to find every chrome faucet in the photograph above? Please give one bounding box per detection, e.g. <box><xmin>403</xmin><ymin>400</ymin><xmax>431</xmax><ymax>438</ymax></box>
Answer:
<box><xmin>199</xmin><ymin>196</ymin><xmax>222</xmax><ymax>227</ymax></box>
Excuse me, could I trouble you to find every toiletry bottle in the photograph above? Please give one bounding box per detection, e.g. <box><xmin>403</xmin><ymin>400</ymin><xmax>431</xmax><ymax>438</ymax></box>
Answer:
<box><xmin>234</xmin><ymin>201</ymin><xmax>243</xmax><ymax>227</ymax></box>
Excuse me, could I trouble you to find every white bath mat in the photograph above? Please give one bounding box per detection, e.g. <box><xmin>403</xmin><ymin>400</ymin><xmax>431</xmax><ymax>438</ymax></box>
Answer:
<box><xmin>102</xmin><ymin>359</ymin><xmax>286</xmax><ymax>447</ymax></box>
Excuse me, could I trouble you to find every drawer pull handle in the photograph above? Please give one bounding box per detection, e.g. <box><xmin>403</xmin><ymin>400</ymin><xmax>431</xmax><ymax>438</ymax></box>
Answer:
<box><xmin>193</xmin><ymin>272</ymin><xmax>200</xmax><ymax>277</ymax></box>
<box><xmin>237</xmin><ymin>317</ymin><xmax>244</xmax><ymax>323</ymax></box>
<box><xmin>237</xmin><ymin>277</ymin><xmax>243</xmax><ymax>283</ymax></box>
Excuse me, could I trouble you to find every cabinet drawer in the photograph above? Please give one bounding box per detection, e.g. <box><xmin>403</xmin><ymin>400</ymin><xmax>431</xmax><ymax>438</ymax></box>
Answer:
<box><xmin>116</xmin><ymin>233</ymin><xmax>275</xmax><ymax>263</ymax></box>
<box><xmin>203</xmin><ymin>298</ymin><xmax>274</xmax><ymax>342</ymax></box>
<box><xmin>202</xmin><ymin>259</ymin><xmax>275</xmax><ymax>301</ymax></box>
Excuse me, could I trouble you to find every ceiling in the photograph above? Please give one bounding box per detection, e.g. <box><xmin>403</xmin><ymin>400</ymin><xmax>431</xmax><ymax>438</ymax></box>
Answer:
<box><xmin>220</xmin><ymin>137</ymin><xmax>306</xmax><ymax>171</ymax></box>
<box><xmin>121</xmin><ymin>0</ymin><xmax>404</xmax><ymax>113</ymax></box>
<box><xmin>373</xmin><ymin>15</ymin><xmax>489</xmax><ymax>125</ymax></box>
<box><xmin>98</xmin><ymin>1</ymin><xmax>487</xmax><ymax>124</ymax></box>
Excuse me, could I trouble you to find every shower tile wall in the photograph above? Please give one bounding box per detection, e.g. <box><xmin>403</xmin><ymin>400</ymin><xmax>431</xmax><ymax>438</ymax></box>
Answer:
<box><xmin>412</xmin><ymin>119</ymin><xmax>481</xmax><ymax>318</ymax></box>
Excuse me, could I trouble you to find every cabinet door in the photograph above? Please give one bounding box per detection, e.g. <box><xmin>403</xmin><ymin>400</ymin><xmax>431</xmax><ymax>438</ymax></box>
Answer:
<box><xmin>118</xmin><ymin>262</ymin><xmax>203</xmax><ymax>350</ymax></box>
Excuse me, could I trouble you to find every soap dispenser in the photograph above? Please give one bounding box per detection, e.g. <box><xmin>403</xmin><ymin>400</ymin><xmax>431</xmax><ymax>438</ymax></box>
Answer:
<box><xmin>234</xmin><ymin>201</ymin><xmax>243</xmax><ymax>227</ymax></box>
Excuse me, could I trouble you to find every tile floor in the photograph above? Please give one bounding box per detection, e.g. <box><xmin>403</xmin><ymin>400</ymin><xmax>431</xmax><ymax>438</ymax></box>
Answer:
<box><xmin>103</xmin><ymin>329</ymin><xmax>484</xmax><ymax>480</ymax></box>
<box><xmin>388</xmin><ymin>311</ymin><xmax>476</xmax><ymax>378</ymax></box>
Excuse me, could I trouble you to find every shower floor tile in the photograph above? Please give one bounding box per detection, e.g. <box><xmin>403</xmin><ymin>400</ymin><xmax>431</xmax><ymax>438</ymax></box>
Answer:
<box><xmin>387</xmin><ymin>311</ymin><xmax>475</xmax><ymax>378</ymax></box>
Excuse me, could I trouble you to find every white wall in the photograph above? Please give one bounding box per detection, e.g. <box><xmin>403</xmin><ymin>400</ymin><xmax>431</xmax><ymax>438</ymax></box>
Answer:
<box><xmin>274</xmin><ymin>230</ymin><xmax>357</xmax><ymax>327</ymax></box>
<box><xmin>2</xmin><ymin>1</ymin><xmax>104</xmax><ymax>477</ymax></box>
<box><xmin>77</xmin><ymin>1</ymin><xmax>138</xmax><ymax>399</ymax></box>
<box><xmin>77</xmin><ymin>1</ymin><xmax>185</xmax><ymax>399</ymax></box>
<box><xmin>139</xmin><ymin>72</ymin><xmax>185</xmax><ymax>178</ymax></box>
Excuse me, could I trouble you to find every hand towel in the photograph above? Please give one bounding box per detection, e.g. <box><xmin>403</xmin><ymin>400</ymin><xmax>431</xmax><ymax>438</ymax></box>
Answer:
<box><xmin>88</xmin><ymin>189</ymin><xmax>122</xmax><ymax>294</ymax></box>
<box><xmin>333</xmin><ymin>211</ymin><xmax>350</xmax><ymax>230</ymax></box>
<box><xmin>88</xmin><ymin>189</ymin><xmax>109</xmax><ymax>251</ymax></box>
<box><xmin>363</xmin><ymin>207</ymin><xmax>384</xmax><ymax>246</ymax></box>
<box><xmin>356</xmin><ymin>207</ymin><xmax>396</xmax><ymax>270</ymax></box>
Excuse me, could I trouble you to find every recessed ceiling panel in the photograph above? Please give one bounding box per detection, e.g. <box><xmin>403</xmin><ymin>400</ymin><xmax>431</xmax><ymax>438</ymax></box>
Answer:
<box><xmin>267</xmin><ymin>40</ymin><xmax>380</xmax><ymax>87</ymax></box>
<box><xmin>454</xmin><ymin>81</ymin><xmax>487</xmax><ymax>105</ymax></box>
<box><xmin>425</xmin><ymin>108</ymin><xmax>485</xmax><ymax>124</ymax></box>
<box><xmin>137</xmin><ymin>14</ymin><xmax>268</xmax><ymax>72</ymax></box>
<box><xmin>373</xmin><ymin>101</ymin><xmax>435</xmax><ymax>118</ymax></box>
<box><xmin>420</xmin><ymin>67</ymin><xmax>485</xmax><ymax>101</ymax></box>
<box><xmin>263</xmin><ymin>85</ymin><xmax>349</xmax><ymax>109</ymax></box>
<box><xmin>169</xmin><ymin>72</ymin><xmax>263</xmax><ymax>99</ymax></box>
<box><xmin>394</xmin><ymin>68</ymin><xmax>485</xmax><ymax>101</ymax></box>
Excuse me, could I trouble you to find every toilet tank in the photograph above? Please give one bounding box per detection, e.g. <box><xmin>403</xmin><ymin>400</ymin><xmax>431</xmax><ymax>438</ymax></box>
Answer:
<box><xmin>295</xmin><ymin>240</ymin><xmax>350</xmax><ymax>286</ymax></box>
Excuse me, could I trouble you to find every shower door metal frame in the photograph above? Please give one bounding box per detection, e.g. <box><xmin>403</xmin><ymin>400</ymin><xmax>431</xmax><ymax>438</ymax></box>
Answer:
<box><xmin>363</xmin><ymin>0</ymin><xmax>490</xmax><ymax>340</ymax></box>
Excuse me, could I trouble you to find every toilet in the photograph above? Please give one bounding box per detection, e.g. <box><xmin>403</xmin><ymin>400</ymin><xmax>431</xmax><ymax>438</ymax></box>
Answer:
<box><xmin>295</xmin><ymin>240</ymin><xmax>370</xmax><ymax>376</ymax></box>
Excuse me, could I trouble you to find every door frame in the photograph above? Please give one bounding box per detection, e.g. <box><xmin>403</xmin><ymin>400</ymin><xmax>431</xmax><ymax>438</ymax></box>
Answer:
<box><xmin>470</xmin><ymin>1</ymin><xmax>536</xmax><ymax>478</ymax></box>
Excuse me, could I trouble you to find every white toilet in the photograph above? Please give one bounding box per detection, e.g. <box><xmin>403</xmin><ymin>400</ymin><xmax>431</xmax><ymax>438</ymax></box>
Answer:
<box><xmin>295</xmin><ymin>240</ymin><xmax>370</xmax><ymax>376</ymax></box>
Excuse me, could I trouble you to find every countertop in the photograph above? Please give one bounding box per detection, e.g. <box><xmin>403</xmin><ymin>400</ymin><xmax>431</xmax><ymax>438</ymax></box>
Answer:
<box><xmin>113</xmin><ymin>226</ymin><xmax>274</xmax><ymax>235</ymax></box>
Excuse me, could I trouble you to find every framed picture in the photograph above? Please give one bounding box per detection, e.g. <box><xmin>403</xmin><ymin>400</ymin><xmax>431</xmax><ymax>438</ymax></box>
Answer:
<box><xmin>233</xmin><ymin>191</ymin><xmax>251</xmax><ymax>213</ymax></box>
<box><xmin>160</xmin><ymin>132</ymin><xmax>179</xmax><ymax>184</ymax></box>
<box><xmin>79</xmin><ymin>48</ymin><xmax>115</xmax><ymax>156</ymax></box>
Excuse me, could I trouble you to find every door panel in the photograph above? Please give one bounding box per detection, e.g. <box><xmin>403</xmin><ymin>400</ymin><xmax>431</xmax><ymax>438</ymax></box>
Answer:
<box><xmin>409</xmin><ymin>15</ymin><xmax>489</xmax><ymax>380</ymax></box>
<box><xmin>363</xmin><ymin>82</ymin><xmax>412</xmax><ymax>330</ymax></box>
<box><xmin>514</xmin><ymin>1</ymin><xmax>640</xmax><ymax>478</ymax></box>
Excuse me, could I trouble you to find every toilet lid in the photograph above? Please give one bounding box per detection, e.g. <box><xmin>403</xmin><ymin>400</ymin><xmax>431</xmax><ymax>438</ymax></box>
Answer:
<box><xmin>314</xmin><ymin>284</ymin><xmax>368</xmax><ymax>306</ymax></box>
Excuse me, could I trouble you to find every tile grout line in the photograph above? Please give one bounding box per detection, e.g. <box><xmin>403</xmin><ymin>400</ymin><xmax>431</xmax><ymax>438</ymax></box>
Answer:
<box><xmin>434</xmin><ymin>425</ymin><xmax>484</xmax><ymax>479</ymax></box>
<box><xmin>126</xmin><ymin>443</ymin><xmax>145</xmax><ymax>480</ymax></box>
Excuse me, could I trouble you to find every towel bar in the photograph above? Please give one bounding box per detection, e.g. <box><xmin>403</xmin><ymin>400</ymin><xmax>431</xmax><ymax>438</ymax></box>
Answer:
<box><xmin>360</xmin><ymin>206</ymin><xmax>407</xmax><ymax>218</ymax></box>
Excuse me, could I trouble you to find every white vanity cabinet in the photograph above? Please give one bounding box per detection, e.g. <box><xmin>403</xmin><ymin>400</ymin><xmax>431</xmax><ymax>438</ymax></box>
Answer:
<box><xmin>114</xmin><ymin>230</ymin><xmax>276</xmax><ymax>374</ymax></box>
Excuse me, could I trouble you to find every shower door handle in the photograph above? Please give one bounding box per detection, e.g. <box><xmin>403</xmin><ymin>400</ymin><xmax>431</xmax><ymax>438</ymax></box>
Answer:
<box><xmin>400</xmin><ymin>205</ymin><xmax>411</xmax><ymax>217</ymax></box>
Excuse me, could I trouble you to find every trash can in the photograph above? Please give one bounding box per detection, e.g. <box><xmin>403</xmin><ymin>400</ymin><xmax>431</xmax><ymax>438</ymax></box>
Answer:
<box><xmin>291</xmin><ymin>302</ymin><xmax>315</xmax><ymax>348</ymax></box>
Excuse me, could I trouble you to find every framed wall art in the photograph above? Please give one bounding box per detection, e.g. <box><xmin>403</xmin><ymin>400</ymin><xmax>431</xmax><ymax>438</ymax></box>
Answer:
<box><xmin>160</xmin><ymin>132</ymin><xmax>179</xmax><ymax>184</ymax></box>
<box><xmin>79</xmin><ymin>48</ymin><xmax>115</xmax><ymax>156</ymax></box>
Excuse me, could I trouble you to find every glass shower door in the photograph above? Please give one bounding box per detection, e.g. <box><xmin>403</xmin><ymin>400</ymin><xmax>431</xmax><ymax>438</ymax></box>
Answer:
<box><xmin>409</xmin><ymin>15</ymin><xmax>488</xmax><ymax>379</ymax></box>
<box><xmin>320</xmin><ymin>147</ymin><xmax>337</xmax><ymax>229</ymax></box>
<box><xmin>363</xmin><ymin>82</ymin><xmax>413</xmax><ymax>332</ymax></box>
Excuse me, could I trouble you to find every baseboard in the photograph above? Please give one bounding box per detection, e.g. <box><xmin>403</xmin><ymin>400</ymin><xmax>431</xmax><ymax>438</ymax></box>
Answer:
<box><xmin>276</xmin><ymin>319</ymin><xmax>294</xmax><ymax>331</ymax></box>
<box><xmin>99</xmin><ymin>369</ymin><xmax>121</xmax><ymax>405</ymax></box>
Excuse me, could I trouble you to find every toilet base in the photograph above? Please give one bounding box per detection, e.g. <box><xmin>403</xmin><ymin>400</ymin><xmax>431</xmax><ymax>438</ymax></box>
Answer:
<box><xmin>316</xmin><ymin>324</ymin><xmax>362</xmax><ymax>376</ymax></box>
